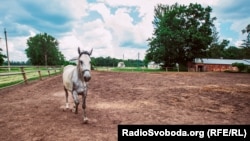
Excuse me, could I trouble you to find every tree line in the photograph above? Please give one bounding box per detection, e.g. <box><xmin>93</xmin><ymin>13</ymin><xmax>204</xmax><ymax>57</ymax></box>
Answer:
<box><xmin>2</xmin><ymin>56</ymin><xmax>144</xmax><ymax>68</ymax></box>
<box><xmin>91</xmin><ymin>57</ymin><xmax>144</xmax><ymax>67</ymax></box>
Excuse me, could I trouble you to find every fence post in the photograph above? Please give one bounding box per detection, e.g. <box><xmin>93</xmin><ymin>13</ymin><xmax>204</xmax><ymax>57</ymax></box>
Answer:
<box><xmin>37</xmin><ymin>66</ymin><xmax>42</xmax><ymax>80</ymax></box>
<box><xmin>48</xmin><ymin>69</ymin><xmax>50</xmax><ymax>77</ymax></box>
<box><xmin>20</xmin><ymin>67</ymin><xmax>28</xmax><ymax>84</ymax></box>
<box><xmin>38</xmin><ymin>70</ymin><xmax>42</xmax><ymax>80</ymax></box>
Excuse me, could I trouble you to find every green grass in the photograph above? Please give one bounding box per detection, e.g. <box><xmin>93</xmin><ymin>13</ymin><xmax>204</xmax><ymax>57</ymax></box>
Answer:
<box><xmin>0</xmin><ymin>66</ymin><xmax>62</xmax><ymax>89</ymax></box>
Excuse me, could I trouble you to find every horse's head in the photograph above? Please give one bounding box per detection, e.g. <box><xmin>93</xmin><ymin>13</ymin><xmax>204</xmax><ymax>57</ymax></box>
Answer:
<box><xmin>77</xmin><ymin>47</ymin><xmax>93</xmax><ymax>82</ymax></box>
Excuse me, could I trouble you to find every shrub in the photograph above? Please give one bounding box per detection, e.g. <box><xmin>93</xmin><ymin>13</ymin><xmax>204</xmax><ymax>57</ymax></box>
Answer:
<box><xmin>232</xmin><ymin>62</ymin><xmax>247</xmax><ymax>72</ymax></box>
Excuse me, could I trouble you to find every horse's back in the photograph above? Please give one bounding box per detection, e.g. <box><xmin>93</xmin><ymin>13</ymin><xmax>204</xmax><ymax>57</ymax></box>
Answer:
<box><xmin>62</xmin><ymin>65</ymin><xmax>76</xmax><ymax>91</ymax></box>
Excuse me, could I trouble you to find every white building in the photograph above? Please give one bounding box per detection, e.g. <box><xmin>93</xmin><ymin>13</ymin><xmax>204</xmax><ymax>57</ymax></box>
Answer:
<box><xmin>117</xmin><ymin>62</ymin><xmax>125</xmax><ymax>68</ymax></box>
<box><xmin>147</xmin><ymin>61</ymin><xmax>160</xmax><ymax>69</ymax></box>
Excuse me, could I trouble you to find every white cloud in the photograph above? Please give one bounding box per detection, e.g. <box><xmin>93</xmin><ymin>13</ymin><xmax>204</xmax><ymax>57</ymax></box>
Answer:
<box><xmin>235</xmin><ymin>40</ymin><xmax>244</xmax><ymax>47</ymax></box>
<box><xmin>1</xmin><ymin>36</ymin><xmax>29</xmax><ymax>62</ymax></box>
<box><xmin>1</xmin><ymin>0</ymin><xmax>249</xmax><ymax>62</ymax></box>
<box><xmin>60</xmin><ymin>0</ymin><xmax>89</xmax><ymax>19</ymax></box>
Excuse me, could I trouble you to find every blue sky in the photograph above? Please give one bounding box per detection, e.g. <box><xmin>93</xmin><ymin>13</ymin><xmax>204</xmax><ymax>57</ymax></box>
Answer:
<box><xmin>0</xmin><ymin>0</ymin><xmax>249</xmax><ymax>62</ymax></box>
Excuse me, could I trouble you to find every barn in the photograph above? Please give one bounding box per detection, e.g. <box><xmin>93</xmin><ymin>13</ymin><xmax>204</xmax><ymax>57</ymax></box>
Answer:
<box><xmin>189</xmin><ymin>58</ymin><xmax>250</xmax><ymax>72</ymax></box>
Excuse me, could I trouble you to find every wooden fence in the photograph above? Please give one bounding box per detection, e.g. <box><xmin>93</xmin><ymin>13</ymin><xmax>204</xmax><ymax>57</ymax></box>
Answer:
<box><xmin>0</xmin><ymin>66</ymin><xmax>63</xmax><ymax>89</ymax></box>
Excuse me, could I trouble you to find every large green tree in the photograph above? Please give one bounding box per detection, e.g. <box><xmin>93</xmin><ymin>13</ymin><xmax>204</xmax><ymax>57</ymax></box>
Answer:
<box><xmin>0</xmin><ymin>48</ymin><xmax>7</xmax><ymax>66</ymax></box>
<box><xmin>25</xmin><ymin>33</ymin><xmax>65</xmax><ymax>65</ymax></box>
<box><xmin>241</xmin><ymin>24</ymin><xmax>250</xmax><ymax>58</ymax></box>
<box><xmin>241</xmin><ymin>24</ymin><xmax>250</xmax><ymax>47</ymax></box>
<box><xmin>146</xmin><ymin>3</ymin><xmax>216</xmax><ymax>67</ymax></box>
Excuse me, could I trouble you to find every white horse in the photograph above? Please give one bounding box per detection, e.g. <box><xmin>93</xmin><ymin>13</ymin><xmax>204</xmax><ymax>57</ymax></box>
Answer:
<box><xmin>62</xmin><ymin>47</ymin><xmax>93</xmax><ymax>123</ymax></box>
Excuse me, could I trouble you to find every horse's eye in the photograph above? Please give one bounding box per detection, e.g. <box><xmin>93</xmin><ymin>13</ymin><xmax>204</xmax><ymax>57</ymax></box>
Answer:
<box><xmin>80</xmin><ymin>61</ymin><xmax>83</xmax><ymax>65</ymax></box>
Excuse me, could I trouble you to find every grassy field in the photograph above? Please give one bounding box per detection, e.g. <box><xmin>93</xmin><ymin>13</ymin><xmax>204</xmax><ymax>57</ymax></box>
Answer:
<box><xmin>0</xmin><ymin>66</ymin><xmax>62</xmax><ymax>89</ymax></box>
<box><xmin>94</xmin><ymin>66</ymin><xmax>166</xmax><ymax>72</ymax></box>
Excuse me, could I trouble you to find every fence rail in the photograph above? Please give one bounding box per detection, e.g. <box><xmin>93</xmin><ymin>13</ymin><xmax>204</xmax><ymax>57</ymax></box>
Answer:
<box><xmin>0</xmin><ymin>66</ymin><xmax>63</xmax><ymax>89</ymax></box>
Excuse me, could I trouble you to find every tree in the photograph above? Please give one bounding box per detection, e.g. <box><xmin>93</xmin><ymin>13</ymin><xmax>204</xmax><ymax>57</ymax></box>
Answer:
<box><xmin>207</xmin><ymin>39</ymin><xmax>230</xmax><ymax>58</ymax></box>
<box><xmin>146</xmin><ymin>3</ymin><xmax>216</xmax><ymax>67</ymax></box>
<box><xmin>224</xmin><ymin>46</ymin><xmax>243</xmax><ymax>59</ymax></box>
<box><xmin>241</xmin><ymin>24</ymin><xmax>250</xmax><ymax>58</ymax></box>
<box><xmin>241</xmin><ymin>24</ymin><xmax>250</xmax><ymax>47</ymax></box>
<box><xmin>25</xmin><ymin>33</ymin><xmax>65</xmax><ymax>65</ymax></box>
<box><xmin>232</xmin><ymin>62</ymin><xmax>246</xmax><ymax>72</ymax></box>
<box><xmin>0</xmin><ymin>48</ymin><xmax>7</xmax><ymax>66</ymax></box>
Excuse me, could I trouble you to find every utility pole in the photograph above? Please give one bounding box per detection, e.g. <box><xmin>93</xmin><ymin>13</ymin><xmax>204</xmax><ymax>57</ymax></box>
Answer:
<box><xmin>4</xmin><ymin>28</ymin><xmax>10</xmax><ymax>71</ymax></box>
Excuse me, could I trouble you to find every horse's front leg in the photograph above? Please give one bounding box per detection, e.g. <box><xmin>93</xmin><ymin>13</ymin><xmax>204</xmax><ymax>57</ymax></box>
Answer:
<box><xmin>82</xmin><ymin>91</ymin><xmax>88</xmax><ymax>123</ymax></box>
<box><xmin>72</xmin><ymin>90</ymin><xmax>79</xmax><ymax>114</ymax></box>
<box><xmin>64</xmin><ymin>87</ymin><xmax>69</xmax><ymax>109</ymax></box>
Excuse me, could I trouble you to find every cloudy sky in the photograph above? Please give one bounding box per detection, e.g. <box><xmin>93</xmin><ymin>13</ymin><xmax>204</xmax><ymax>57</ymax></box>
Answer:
<box><xmin>0</xmin><ymin>0</ymin><xmax>249</xmax><ymax>62</ymax></box>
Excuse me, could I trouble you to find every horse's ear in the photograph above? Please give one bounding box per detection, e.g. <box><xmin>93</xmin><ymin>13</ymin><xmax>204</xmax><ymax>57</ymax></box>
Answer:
<box><xmin>89</xmin><ymin>48</ymin><xmax>93</xmax><ymax>56</ymax></box>
<box><xmin>78</xmin><ymin>47</ymin><xmax>81</xmax><ymax>55</ymax></box>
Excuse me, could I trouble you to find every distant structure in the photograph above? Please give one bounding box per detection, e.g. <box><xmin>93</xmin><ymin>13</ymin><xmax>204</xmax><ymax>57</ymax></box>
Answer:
<box><xmin>117</xmin><ymin>62</ymin><xmax>125</xmax><ymax>68</ymax></box>
<box><xmin>188</xmin><ymin>58</ymin><xmax>250</xmax><ymax>72</ymax></box>
<box><xmin>148</xmin><ymin>61</ymin><xmax>160</xmax><ymax>69</ymax></box>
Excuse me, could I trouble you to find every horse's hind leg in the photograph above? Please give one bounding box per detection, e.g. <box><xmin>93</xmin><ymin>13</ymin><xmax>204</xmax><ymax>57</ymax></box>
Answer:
<box><xmin>64</xmin><ymin>87</ymin><xmax>69</xmax><ymax>109</ymax></box>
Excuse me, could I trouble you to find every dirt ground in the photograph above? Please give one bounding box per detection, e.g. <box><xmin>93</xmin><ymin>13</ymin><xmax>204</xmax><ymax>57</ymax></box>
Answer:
<box><xmin>0</xmin><ymin>71</ymin><xmax>250</xmax><ymax>141</ymax></box>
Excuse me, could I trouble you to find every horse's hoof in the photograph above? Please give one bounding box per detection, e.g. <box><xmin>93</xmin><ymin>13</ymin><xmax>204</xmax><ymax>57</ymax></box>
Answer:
<box><xmin>66</xmin><ymin>103</ymin><xmax>69</xmax><ymax>109</ymax></box>
<box><xmin>83</xmin><ymin>117</ymin><xmax>89</xmax><ymax>124</ymax></box>
<box><xmin>60</xmin><ymin>106</ymin><xmax>68</xmax><ymax>112</ymax></box>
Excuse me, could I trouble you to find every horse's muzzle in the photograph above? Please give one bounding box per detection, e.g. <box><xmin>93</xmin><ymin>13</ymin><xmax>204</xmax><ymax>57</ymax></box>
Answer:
<box><xmin>84</xmin><ymin>76</ymin><xmax>91</xmax><ymax>82</ymax></box>
<box><xmin>83</xmin><ymin>70</ymin><xmax>91</xmax><ymax>82</ymax></box>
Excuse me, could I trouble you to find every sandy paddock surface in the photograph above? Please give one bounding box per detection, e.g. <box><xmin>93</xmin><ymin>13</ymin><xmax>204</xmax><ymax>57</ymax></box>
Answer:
<box><xmin>0</xmin><ymin>71</ymin><xmax>250</xmax><ymax>141</ymax></box>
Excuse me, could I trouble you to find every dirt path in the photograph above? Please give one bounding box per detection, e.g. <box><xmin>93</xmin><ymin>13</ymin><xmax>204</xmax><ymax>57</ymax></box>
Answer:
<box><xmin>0</xmin><ymin>71</ymin><xmax>250</xmax><ymax>141</ymax></box>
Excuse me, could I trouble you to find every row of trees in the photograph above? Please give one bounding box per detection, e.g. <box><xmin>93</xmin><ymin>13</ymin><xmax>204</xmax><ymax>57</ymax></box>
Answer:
<box><xmin>91</xmin><ymin>57</ymin><xmax>144</xmax><ymax>67</ymax></box>
<box><xmin>2</xmin><ymin>61</ymin><xmax>29</xmax><ymax>66</ymax></box>
<box><xmin>2</xmin><ymin>56</ymin><xmax>144</xmax><ymax>67</ymax></box>
<box><xmin>145</xmin><ymin>3</ymin><xmax>250</xmax><ymax>68</ymax></box>
<box><xmin>207</xmin><ymin>40</ymin><xmax>250</xmax><ymax>59</ymax></box>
